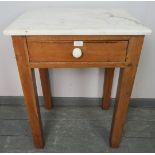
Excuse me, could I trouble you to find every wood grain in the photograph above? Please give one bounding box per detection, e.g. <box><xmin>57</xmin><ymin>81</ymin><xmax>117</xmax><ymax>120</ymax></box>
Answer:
<box><xmin>12</xmin><ymin>36</ymin><xmax>44</xmax><ymax>148</ymax></box>
<box><xmin>110</xmin><ymin>36</ymin><xmax>144</xmax><ymax>148</ymax></box>
<box><xmin>27</xmin><ymin>41</ymin><xmax>128</xmax><ymax>62</ymax></box>
<box><xmin>11</xmin><ymin>35</ymin><xmax>145</xmax><ymax>149</ymax></box>
<box><xmin>102</xmin><ymin>68</ymin><xmax>115</xmax><ymax>110</ymax></box>
<box><xmin>30</xmin><ymin>62</ymin><xmax>128</xmax><ymax>68</ymax></box>
<box><xmin>39</xmin><ymin>68</ymin><xmax>52</xmax><ymax>109</ymax></box>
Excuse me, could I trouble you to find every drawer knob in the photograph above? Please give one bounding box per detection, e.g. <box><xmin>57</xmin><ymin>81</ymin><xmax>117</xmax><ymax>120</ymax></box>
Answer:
<box><xmin>72</xmin><ymin>48</ymin><xmax>82</xmax><ymax>58</ymax></box>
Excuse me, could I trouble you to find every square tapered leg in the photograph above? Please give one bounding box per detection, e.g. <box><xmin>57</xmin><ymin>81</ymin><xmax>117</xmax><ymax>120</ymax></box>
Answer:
<box><xmin>102</xmin><ymin>68</ymin><xmax>115</xmax><ymax>110</ymax></box>
<box><xmin>39</xmin><ymin>68</ymin><xmax>52</xmax><ymax>109</ymax></box>
<box><xmin>12</xmin><ymin>36</ymin><xmax>44</xmax><ymax>148</ymax></box>
<box><xmin>110</xmin><ymin>36</ymin><xmax>144</xmax><ymax>147</ymax></box>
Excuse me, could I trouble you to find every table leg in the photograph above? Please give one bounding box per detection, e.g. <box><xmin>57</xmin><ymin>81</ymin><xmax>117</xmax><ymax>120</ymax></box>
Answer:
<box><xmin>110</xmin><ymin>67</ymin><xmax>136</xmax><ymax>147</ymax></box>
<box><xmin>39</xmin><ymin>68</ymin><xmax>52</xmax><ymax>109</ymax></box>
<box><xmin>12</xmin><ymin>36</ymin><xmax>44</xmax><ymax>148</ymax></box>
<box><xmin>102</xmin><ymin>68</ymin><xmax>114</xmax><ymax>110</ymax></box>
<box><xmin>110</xmin><ymin>36</ymin><xmax>144</xmax><ymax>148</ymax></box>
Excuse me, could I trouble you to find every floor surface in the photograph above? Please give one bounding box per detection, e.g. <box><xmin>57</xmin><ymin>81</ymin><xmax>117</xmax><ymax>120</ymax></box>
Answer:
<box><xmin>0</xmin><ymin>102</ymin><xmax>155</xmax><ymax>152</ymax></box>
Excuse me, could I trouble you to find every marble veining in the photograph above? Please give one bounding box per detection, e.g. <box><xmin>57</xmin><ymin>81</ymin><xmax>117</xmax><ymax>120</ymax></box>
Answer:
<box><xmin>3</xmin><ymin>8</ymin><xmax>152</xmax><ymax>35</ymax></box>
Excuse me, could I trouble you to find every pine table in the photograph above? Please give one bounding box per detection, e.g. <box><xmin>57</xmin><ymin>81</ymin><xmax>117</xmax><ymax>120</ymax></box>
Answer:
<box><xmin>4</xmin><ymin>8</ymin><xmax>151</xmax><ymax>148</ymax></box>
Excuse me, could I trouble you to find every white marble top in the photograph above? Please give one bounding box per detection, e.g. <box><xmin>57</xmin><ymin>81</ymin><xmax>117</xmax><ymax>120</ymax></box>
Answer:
<box><xmin>3</xmin><ymin>8</ymin><xmax>152</xmax><ymax>35</ymax></box>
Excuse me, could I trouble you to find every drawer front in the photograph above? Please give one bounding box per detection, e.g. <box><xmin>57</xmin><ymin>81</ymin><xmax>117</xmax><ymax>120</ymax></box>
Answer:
<box><xmin>27</xmin><ymin>41</ymin><xmax>128</xmax><ymax>62</ymax></box>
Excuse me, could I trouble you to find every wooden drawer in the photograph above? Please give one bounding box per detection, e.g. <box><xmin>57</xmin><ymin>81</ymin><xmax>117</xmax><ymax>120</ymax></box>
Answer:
<box><xmin>27</xmin><ymin>41</ymin><xmax>128</xmax><ymax>62</ymax></box>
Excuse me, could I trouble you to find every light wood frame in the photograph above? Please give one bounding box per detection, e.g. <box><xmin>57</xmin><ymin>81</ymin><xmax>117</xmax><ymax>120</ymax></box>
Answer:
<box><xmin>12</xmin><ymin>35</ymin><xmax>144</xmax><ymax>148</ymax></box>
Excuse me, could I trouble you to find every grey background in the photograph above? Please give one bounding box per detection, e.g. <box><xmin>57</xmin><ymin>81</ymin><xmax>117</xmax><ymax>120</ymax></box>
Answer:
<box><xmin>0</xmin><ymin>1</ymin><xmax>154</xmax><ymax>98</ymax></box>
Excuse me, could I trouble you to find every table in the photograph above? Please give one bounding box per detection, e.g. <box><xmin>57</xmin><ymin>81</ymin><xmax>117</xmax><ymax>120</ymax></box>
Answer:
<box><xmin>3</xmin><ymin>8</ymin><xmax>151</xmax><ymax>148</ymax></box>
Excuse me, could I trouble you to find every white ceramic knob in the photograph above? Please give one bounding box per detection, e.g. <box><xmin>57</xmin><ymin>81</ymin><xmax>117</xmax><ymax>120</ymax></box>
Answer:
<box><xmin>72</xmin><ymin>48</ymin><xmax>82</xmax><ymax>58</ymax></box>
